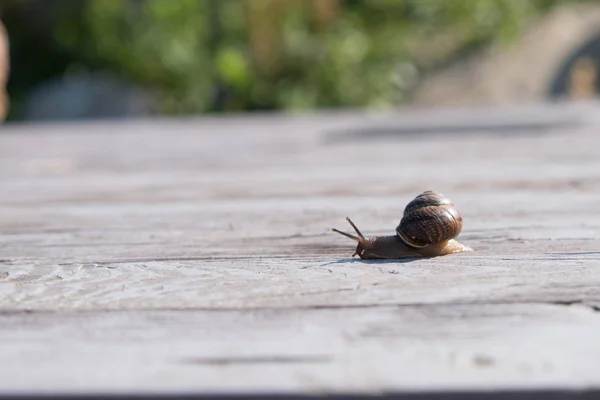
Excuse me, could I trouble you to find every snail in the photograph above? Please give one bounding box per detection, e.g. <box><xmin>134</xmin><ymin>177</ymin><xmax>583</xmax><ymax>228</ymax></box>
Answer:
<box><xmin>332</xmin><ymin>190</ymin><xmax>472</xmax><ymax>260</ymax></box>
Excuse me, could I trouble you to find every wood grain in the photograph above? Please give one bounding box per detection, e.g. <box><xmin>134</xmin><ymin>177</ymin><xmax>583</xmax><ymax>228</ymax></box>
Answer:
<box><xmin>1</xmin><ymin>303</ymin><xmax>599</xmax><ymax>393</ymax></box>
<box><xmin>1</xmin><ymin>102</ymin><xmax>600</xmax><ymax>394</ymax></box>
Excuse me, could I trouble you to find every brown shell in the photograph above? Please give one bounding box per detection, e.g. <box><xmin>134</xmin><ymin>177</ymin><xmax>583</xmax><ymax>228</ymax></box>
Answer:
<box><xmin>395</xmin><ymin>190</ymin><xmax>463</xmax><ymax>248</ymax></box>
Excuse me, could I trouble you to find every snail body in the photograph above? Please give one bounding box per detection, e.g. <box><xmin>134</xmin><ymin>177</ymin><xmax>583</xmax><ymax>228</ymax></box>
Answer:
<box><xmin>332</xmin><ymin>190</ymin><xmax>472</xmax><ymax>260</ymax></box>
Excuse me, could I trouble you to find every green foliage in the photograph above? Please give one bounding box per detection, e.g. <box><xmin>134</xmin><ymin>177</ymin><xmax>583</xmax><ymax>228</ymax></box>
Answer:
<box><xmin>26</xmin><ymin>0</ymin><xmax>600</xmax><ymax>114</ymax></box>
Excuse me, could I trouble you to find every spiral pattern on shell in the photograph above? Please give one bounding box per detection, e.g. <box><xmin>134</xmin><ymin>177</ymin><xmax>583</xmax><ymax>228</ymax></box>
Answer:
<box><xmin>395</xmin><ymin>190</ymin><xmax>463</xmax><ymax>248</ymax></box>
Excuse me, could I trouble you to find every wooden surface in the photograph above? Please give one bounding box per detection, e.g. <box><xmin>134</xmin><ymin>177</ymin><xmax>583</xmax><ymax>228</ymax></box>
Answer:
<box><xmin>2</xmin><ymin>101</ymin><xmax>600</xmax><ymax>395</ymax></box>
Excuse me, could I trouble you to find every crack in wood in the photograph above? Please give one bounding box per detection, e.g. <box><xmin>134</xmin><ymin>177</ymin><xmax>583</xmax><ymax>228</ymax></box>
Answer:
<box><xmin>1</xmin><ymin>389</ymin><xmax>600</xmax><ymax>399</ymax></box>
<box><xmin>179</xmin><ymin>355</ymin><xmax>332</xmax><ymax>366</ymax></box>
<box><xmin>55</xmin><ymin>255</ymin><xmax>320</xmax><ymax>266</ymax></box>
<box><xmin>323</xmin><ymin>120</ymin><xmax>582</xmax><ymax>144</ymax></box>
<box><xmin>49</xmin><ymin>249</ymin><xmax>600</xmax><ymax>268</ymax></box>
<box><xmin>551</xmin><ymin>299</ymin><xmax>600</xmax><ymax>312</ymax></box>
<box><xmin>1</xmin><ymin>299</ymin><xmax>599</xmax><ymax>315</ymax></box>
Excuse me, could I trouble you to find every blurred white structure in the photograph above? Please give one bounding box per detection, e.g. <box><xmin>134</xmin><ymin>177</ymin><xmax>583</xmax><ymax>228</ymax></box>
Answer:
<box><xmin>410</xmin><ymin>3</ymin><xmax>600</xmax><ymax>107</ymax></box>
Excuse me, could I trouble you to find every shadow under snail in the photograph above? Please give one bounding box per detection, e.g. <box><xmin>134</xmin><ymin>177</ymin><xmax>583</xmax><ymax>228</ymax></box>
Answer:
<box><xmin>332</xmin><ymin>190</ymin><xmax>472</xmax><ymax>260</ymax></box>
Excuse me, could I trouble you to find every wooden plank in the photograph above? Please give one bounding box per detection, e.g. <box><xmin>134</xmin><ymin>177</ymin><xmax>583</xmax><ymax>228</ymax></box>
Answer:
<box><xmin>1</xmin><ymin>102</ymin><xmax>600</xmax><ymax>394</ymax></box>
<box><xmin>1</xmin><ymin>252</ymin><xmax>600</xmax><ymax>310</ymax></box>
<box><xmin>0</xmin><ymin>303</ymin><xmax>599</xmax><ymax>393</ymax></box>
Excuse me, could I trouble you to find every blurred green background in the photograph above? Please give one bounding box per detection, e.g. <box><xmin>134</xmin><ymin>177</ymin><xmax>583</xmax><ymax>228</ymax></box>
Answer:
<box><xmin>0</xmin><ymin>0</ymin><xmax>596</xmax><ymax>121</ymax></box>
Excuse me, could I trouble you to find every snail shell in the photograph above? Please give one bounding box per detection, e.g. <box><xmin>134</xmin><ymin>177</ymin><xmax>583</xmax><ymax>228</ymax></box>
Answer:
<box><xmin>332</xmin><ymin>190</ymin><xmax>471</xmax><ymax>260</ymax></box>
<box><xmin>396</xmin><ymin>190</ymin><xmax>463</xmax><ymax>248</ymax></box>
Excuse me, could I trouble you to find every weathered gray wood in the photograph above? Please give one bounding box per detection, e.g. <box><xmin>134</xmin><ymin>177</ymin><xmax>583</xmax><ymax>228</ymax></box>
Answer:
<box><xmin>1</xmin><ymin>101</ymin><xmax>600</xmax><ymax>394</ymax></box>
<box><xmin>0</xmin><ymin>303</ymin><xmax>599</xmax><ymax>393</ymax></box>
